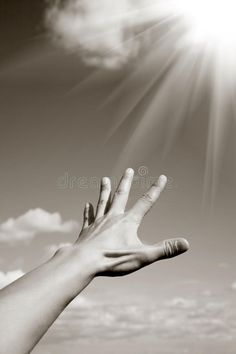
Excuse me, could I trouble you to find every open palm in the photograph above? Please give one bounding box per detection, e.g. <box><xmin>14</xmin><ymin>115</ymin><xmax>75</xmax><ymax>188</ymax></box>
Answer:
<box><xmin>76</xmin><ymin>168</ymin><xmax>189</xmax><ymax>277</ymax></box>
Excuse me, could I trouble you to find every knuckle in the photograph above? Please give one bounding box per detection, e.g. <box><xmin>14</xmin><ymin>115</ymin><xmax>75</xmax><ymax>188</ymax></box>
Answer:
<box><xmin>101</xmin><ymin>185</ymin><xmax>110</xmax><ymax>192</ymax></box>
<box><xmin>115</xmin><ymin>189</ymin><xmax>126</xmax><ymax>196</ymax></box>
<box><xmin>163</xmin><ymin>240</ymin><xmax>178</xmax><ymax>258</ymax></box>
<box><xmin>99</xmin><ymin>199</ymin><xmax>107</xmax><ymax>206</ymax></box>
<box><xmin>141</xmin><ymin>193</ymin><xmax>153</xmax><ymax>205</ymax></box>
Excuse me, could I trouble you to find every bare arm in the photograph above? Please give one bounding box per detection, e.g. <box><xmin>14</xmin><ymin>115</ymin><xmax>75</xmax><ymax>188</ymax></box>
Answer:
<box><xmin>0</xmin><ymin>168</ymin><xmax>189</xmax><ymax>354</ymax></box>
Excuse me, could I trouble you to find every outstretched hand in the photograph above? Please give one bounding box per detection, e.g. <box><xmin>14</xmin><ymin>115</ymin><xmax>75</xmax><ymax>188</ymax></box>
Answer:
<box><xmin>72</xmin><ymin>168</ymin><xmax>189</xmax><ymax>277</ymax></box>
<box><xmin>0</xmin><ymin>168</ymin><xmax>189</xmax><ymax>354</ymax></box>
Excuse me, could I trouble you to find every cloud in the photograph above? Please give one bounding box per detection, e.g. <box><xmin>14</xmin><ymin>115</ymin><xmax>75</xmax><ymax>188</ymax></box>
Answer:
<box><xmin>45</xmin><ymin>0</ymin><xmax>166</xmax><ymax>69</ymax></box>
<box><xmin>45</xmin><ymin>294</ymin><xmax>236</xmax><ymax>343</ymax></box>
<box><xmin>0</xmin><ymin>270</ymin><xmax>25</xmax><ymax>289</ymax></box>
<box><xmin>0</xmin><ymin>208</ymin><xmax>79</xmax><ymax>242</ymax></box>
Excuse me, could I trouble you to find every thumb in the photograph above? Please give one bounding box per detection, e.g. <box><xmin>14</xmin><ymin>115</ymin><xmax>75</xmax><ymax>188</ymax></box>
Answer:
<box><xmin>148</xmin><ymin>238</ymin><xmax>190</xmax><ymax>262</ymax></box>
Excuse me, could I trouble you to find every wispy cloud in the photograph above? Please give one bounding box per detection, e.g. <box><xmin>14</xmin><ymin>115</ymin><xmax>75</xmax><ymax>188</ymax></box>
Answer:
<box><xmin>46</xmin><ymin>292</ymin><xmax>236</xmax><ymax>343</ymax></box>
<box><xmin>45</xmin><ymin>0</ymin><xmax>166</xmax><ymax>69</ymax></box>
<box><xmin>0</xmin><ymin>270</ymin><xmax>25</xmax><ymax>289</ymax></box>
<box><xmin>0</xmin><ymin>208</ymin><xmax>79</xmax><ymax>243</ymax></box>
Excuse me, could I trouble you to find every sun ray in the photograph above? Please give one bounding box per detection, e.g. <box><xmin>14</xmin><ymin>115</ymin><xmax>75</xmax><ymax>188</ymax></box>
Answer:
<box><xmin>63</xmin><ymin>15</ymin><xmax>175</xmax><ymax>97</ymax></box>
<box><xmin>102</xmin><ymin>22</ymin><xmax>185</xmax><ymax>143</ymax></box>
<box><xmin>46</xmin><ymin>0</ymin><xmax>236</xmax><ymax>204</ymax></box>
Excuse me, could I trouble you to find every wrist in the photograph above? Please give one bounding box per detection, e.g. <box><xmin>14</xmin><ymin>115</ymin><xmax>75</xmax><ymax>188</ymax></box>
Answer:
<box><xmin>47</xmin><ymin>244</ymin><xmax>96</xmax><ymax>301</ymax></box>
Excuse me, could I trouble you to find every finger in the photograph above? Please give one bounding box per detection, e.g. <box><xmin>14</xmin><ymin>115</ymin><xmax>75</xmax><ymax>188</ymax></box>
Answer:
<box><xmin>110</xmin><ymin>168</ymin><xmax>134</xmax><ymax>214</ymax></box>
<box><xmin>146</xmin><ymin>238</ymin><xmax>190</xmax><ymax>263</ymax></box>
<box><xmin>105</xmin><ymin>191</ymin><xmax>112</xmax><ymax>214</ymax></box>
<box><xmin>129</xmin><ymin>175</ymin><xmax>167</xmax><ymax>223</ymax></box>
<box><xmin>82</xmin><ymin>203</ymin><xmax>90</xmax><ymax>229</ymax></box>
<box><xmin>96</xmin><ymin>177</ymin><xmax>111</xmax><ymax>220</ymax></box>
<box><xmin>82</xmin><ymin>203</ymin><xmax>94</xmax><ymax>229</ymax></box>
<box><xmin>88</xmin><ymin>203</ymin><xmax>95</xmax><ymax>224</ymax></box>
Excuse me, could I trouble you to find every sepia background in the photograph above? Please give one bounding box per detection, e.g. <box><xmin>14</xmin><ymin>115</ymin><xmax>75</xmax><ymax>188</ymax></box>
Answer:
<box><xmin>0</xmin><ymin>1</ymin><xmax>236</xmax><ymax>353</ymax></box>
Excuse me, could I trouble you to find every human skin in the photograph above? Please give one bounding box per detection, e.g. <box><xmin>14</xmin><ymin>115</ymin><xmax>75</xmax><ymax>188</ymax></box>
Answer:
<box><xmin>0</xmin><ymin>168</ymin><xmax>189</xmax><ymax>354</ymax></box>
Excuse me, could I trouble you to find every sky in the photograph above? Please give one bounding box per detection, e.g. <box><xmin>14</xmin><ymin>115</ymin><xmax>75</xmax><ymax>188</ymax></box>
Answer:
<box><xmin>0</xmin><ymin>1</ymin><xmax>236</xmax><ymax>353</ymax></box>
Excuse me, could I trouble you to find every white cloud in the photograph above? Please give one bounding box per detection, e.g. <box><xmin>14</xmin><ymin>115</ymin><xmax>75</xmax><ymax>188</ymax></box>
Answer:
<box><xmin>0</xmin><ymin>270</ymin><xmax>25</xmax><ymax>289</ymax></box>
<box><xmin>47</xmin><ymin>294</ymin><xmax>236</xmax><ymax>343</ymax></box>
<box><xmin>0</xmin><ymin>208</ymin><xmax>79</xmax><ymax>242</ymax></box>
<box><xmin>45</xmin><ymin>0</ymin><xmax>168</xmax><ymax>69</ymax></box>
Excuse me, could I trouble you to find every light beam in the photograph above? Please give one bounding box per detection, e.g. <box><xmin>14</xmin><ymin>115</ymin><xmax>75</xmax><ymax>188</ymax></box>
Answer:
<box><xmin>46</xmin><ymin>0</ymin><xmax>236</xmax><ymax>205</ymax></box>
<box><xmin>177</xmin><ymin>0</ymin><xmax>236</xmax><ymax>46</ymax></box>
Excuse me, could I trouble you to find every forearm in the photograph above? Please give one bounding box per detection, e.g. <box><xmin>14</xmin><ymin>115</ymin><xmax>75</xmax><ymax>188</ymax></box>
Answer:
<box><xmin>0</xmin><ymin>169</ymin><xmax>189</xmax><ymax>353</ymax></box>
<box><xmin>0</xmin><ymin>246</ymin><xmax>94</xmax><ymax>354</ymax></box>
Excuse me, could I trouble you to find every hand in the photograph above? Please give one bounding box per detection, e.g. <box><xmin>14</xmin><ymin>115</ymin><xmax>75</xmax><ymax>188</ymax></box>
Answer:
<box><xmin>0</xmin><ymin>169</ymin><xmax>189</xmax><ymax>354</ymax></box>
<box><xmin>70</xmin><ymin>168</ymin><xmax>189</xmax><ymax>277</ymax></box>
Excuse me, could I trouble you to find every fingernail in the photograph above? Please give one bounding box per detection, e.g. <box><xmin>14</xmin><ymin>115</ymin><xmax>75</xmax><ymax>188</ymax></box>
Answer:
<box><xmin>158</xmin><ymin>175</ymin><xmax>167</xmax><ymax>187</ymax></box>
<box><xmin>85</xmin><ymin>202</ymin><xmax>90</xmax><ymax>209</ymax></box>
<box><xmin>126</xmin><ymin>168</ymin><xmax>134</xmax><ymax>175</ymax></box>
<box><xmin>176</xmin><ymin>239</ymin><xmax>190</xmax><ymax>254</ymax></box>
<box><xmin>102</xmin><ymin>177</ymin><xmax>109</xmax><ymax>184</ymax></box>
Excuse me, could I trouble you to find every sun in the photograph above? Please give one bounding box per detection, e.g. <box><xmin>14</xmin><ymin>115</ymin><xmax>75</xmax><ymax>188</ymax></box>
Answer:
<box><xmin>176</xmin><ymin>0</ymin><xmax>236</xmax><ymax>46</ymax></box>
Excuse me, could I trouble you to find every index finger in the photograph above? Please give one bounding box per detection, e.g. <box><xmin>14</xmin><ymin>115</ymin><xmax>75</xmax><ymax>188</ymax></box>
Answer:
<box><xmin>129</xmin><ymin>175</ymin><xmax>167</xmax><ymax>223</ymax></box>
<box><xmin>110</xmin><ymin>168</ymin><xmax>134</xmax><ymax>214</ymax></box>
